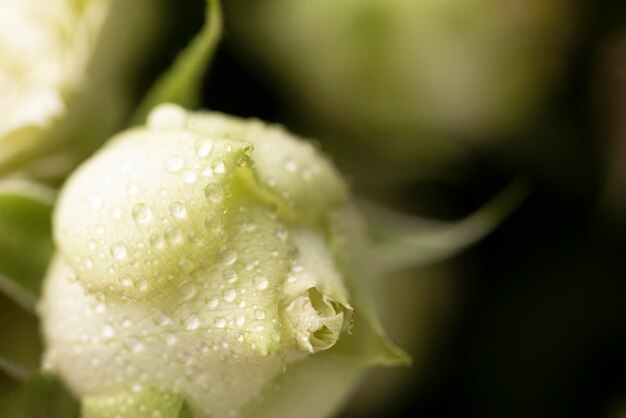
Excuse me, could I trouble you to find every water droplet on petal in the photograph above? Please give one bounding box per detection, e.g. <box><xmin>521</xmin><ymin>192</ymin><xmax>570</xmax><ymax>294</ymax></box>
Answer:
<box><xmin>253</xmin><ymin>275</ymin><xmax>268</xmax><ymax>290</ymax></box>
<box><xmin>204</xmin><ymin>184</ymin><xmax>224</xmax><ymax>203</ymax></box>
<box><xmin>164</xmin><ymin>156</ymin><xmax>185</xmax><ymax>173</ymax></box>
<box><xmin>165</xmin><ymin>226</ymin><xmax>183</xmax><ymax>243</ymax></box>
<box><xmin>110</xmin><ymin>242</ymin><xmax>128</xmax><ymax>260</ymax></box>
<box><xmin>182</xmin><ymin>313</ymin><xmax>200</xmax><ymax>331</ymax></box>
<box><xmin>223</xmin><ymin>289</ymin><xmax>237</xmax><ymax>303</ymax></box>
<box><xmin>214</xmin><ymin>317</ymin><xmax>226</xmax><ymax>329</ymax></box>
<box><xmin>195</xmin><ymin>139</ymin><xmax>214</xmax><ymax>158</ymax></box>
<box><xmin>182</xmin><ymin>170</ymin><xmax>197</xmax><ymax>184</ymax></box>
<box><xmin>88</xmin><ymin>194</ymin><xmax>102</xmax><ymax>211</ymax></box>
<box><xmin>207</xmin><ymin>296</ymin><xmax>219</xmax><ymax>309</ymax></box>
<box><xmin>223</xmin><ymin>269</ymin><xmax>238</xmax><ymax>283</ymax></box>
<box><xmin>178</xmin><ymin>280</ymin><xmax>197</xmax><ymax>301</ymax></box>
<box><xmin>102</xmin><ymin>324</ymin><xmax>115</xmax><ymax>339</ymax></box>
<box><xmin>169</xmin><ymin>202</ymin><xmax>187</xmax><ymax>219</ymax></box>
<box><xmin>218</xmin><ymin>247</ymin><xmax>237</xmax><ymax>266</ymax></box>
<box><xmin>212</xmin><ymin>160</ymin><xmax>225</xmax><ymax>174</ymax></box>
<box><xmin>132</xmin><ymin>203</ymin><xmax>152</xmax><ymax>223</ymax></box>
<box><xmin>149</xmin><ymin>234</ymin><xmax>164</xmax><ymax>249</ymax></box>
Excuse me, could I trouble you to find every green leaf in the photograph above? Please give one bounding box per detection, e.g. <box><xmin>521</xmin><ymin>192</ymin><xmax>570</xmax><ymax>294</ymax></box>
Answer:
<box><xmin>367</xmin><ymin>179</ymin><xmax>530</xmax><ymax>273</ymax></box>
<box><xmin>0</xmin><ymin>372</ymin><xmax>79</xmax><ymax>418</ymax></box>
<box><xmin>82</xmin><ymin>388</ymin><xmax>191</xmax><ymax>418</ymax></box>
<box><xmin>132</xmin><ymin>0</ymin><xmax>222</xmax><ymax>123</ymax></box>
<box><xmin>0</xmin><ymin>291</ymin><xmax>42</xmax><ymax>382</ymax></box>
<box><xmin>0</xmin><ymin>180</ymin><xmax>55</xmax><ymax>311</ymax></box>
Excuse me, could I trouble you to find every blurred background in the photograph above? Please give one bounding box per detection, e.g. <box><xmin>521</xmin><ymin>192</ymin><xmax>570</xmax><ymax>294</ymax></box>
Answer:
<box><xmin>3</xmin><ymin>0</ymin><xmax>626</xmax><ymax>417</ymax></box>
<box><xmin>200</xmin><ymin>0</ymin><xmax>626</xmax><ymax>417</ymax></box>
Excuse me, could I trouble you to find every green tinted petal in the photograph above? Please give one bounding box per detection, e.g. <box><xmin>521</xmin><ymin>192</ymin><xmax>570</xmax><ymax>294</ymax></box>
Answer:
<box><xmin>82</xmin><ymin>388</ymin><xmax>191</xmax><ymax>418</ymax></box>
<box><xmin>40</xmin><ymin>257</ymin><xmax>286</xmax><ymax>418</ymax></box>
<box><xmin>54</xmin><ymin>125</ymin><xmax>251</xmax><ymax>301</ymax></box>
<box><xmin>280</xmin><ymin>228</ymin><xmax>352</xmax><ymax>354</ymax></box>
<box><xmin>186</xmin><ymin>111</ymin><xmax>348</xmax><ymax>220</ymax></box>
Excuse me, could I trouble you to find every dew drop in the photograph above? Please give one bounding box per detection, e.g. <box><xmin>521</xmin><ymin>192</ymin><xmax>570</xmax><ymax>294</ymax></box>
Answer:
<box><xmin>110</xmin><ymin>242</ymin><xmax>128</xmax><ymax>260</ymax></box>
<box><xmin>223</xmin><ymin>269</ymin><xmax>238</xmax><ymax>283</ymax></box>
<box><xmin>119</xmin><ymin>275</ymin><xmax>132</xmax><ymax>287</ymax></box>
<box><xmin>110</xmin><ymin>206</ymin><xmax>122</xmax><ymax>219</ymax></box>
<box><xmin>182</xmin><ymin>314</ymin><xmax>200</xmax><ymax>331</ymax></box>
<box><xmin>182</xmin><ymin>170</ymin><xmax>197</xmax><ymax>184</ymax></box>
<box><xmin>218</xmin><ymin>247</ymin><xmax>237</xmax><ymax>266</ymax></box>
<box><xmin>136</xmin><ymin>277</ymin><xmax>148</xmax><ymax>291</ymax></box>
<box><xmin>179</xmin><ymin>280</ymin><xmax>197</xmax><ymax>301</ymax></box>
<box><xmin>207</xmin><ymin>296</ymin><xmax>219</xmax><ymax>309</ymax></box>
<box><xmin>165</xmin><ymin>226</ymin><xmax>183</xmax><ymax>243</ymax></box>
<box><xmin>195</xmin><ymin>139</ymin><xmax>214</xmax><ymax>158</ymax></box>
<box><xmin>205</xmin><ymin>215</ymin><xmax>222</xmax><ymax>232</ymax></box>
<box><xmin>212</xmin><ymin>160</ymin><xmax>225</xmax><ymax>174</ymax></box>
<box><xmin>147</xmin><ymin>104</ymin><xmax>187</xmax><ymax>129</ymax></box>
<box><xmin>102</xmin><ymin>324</ymin><xmax>115</xmax><ymax>339</ymax></box>
<box><xmin>253</xmin><ymin>275</ymin><xmax>268</xmax><ymax>290</ymax></box>
<box><xmin>132</xmin><ymin>203</ymin><xmax>152</xmax><ymax>224</ymax></box>
<box><xmin>283</xmin><ymin>159</ymin><xmax>298</xmax><ymax>173</ymax></box>
<box><xmin>84</xmin><ymin>257</ymin><xmax>94</xmax><ymax>269</ymax></box>
<box><xmin>123</xmin><ymin>336</ymin><xmax>144</xmax><ymax>353</ymax></box>
<box><xmin>152</xmin><ymin>311</ymin><xmax>172</xmax><ymax>326</ymax></box>
<box><xmin>178</xmin><ymin>258</ymin><xmax>195</xmax><ymax>273</ymax></box>
<box><xmin>275</xmin><ymin>225</ymin><xmax>288</xmax><ymax>241</ymax></box>
<box><xmin>214</xmin><ymin>317</ymin><xmax>226</xmax><ymax>329</ymax></box>
<box><xmin>169</xmin><ymin>202</ymin><xmax>187</xmax><ymax>219</ymax></box>
<box><xmin>204</xmin><ymin>184</ymin><xmax>224</xmax><ymax>203</ymax></box>
<box><xmin>164</xmin><ymin>333</ymin><xmax>177</xmax><ymax>346</ymax></box>
<box><xmin>164</xmin><ymin>156</ymin><xmax>185</xmax><ymax>173</ymax></box>
<box><xmin>88</xmin><ymin>194</ymin><xmax>102</xmax><ymax>211</ymax></box>
<box><xmin>235</xmin><ymin>315</ymin><xmax>246</xmax><ymax>326</ymax></box>
<box><xmin>241</xmin><ymin>221</ymin><xmax>256</xmax><ymax>232</ymax></box>
<box><xmin>149</xmin><ymin>234</ymin><xmax>164</xmax><ymax>249</ymax></box>
<box><xmin>254</xmin><ymin>310</ymin><xmax>265</xmax><ymax>320</ymax></box>
<box><xmin>223</xmin><ymin>289</ymin><xmax>237</xmax><ymax>303</ymax></box>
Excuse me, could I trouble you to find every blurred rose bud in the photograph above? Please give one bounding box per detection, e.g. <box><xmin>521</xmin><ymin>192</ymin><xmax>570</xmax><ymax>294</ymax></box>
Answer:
<box><xmin>39</xmin><ymin>104</ymin><xmax>406</xmax><ymax>418</ymax></box>
<box><xmin>226</xmin><ymin>0</ymin><xmax>576</xmax><ymax>179</ymax></box>
<box><xmin>0</xmin><ymin>0</ymin><xmax>157</xmax><ymax>181</ymax></box>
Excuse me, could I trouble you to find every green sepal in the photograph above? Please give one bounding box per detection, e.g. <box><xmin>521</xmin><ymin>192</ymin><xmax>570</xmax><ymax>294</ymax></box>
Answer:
<box><xmin>368</xmin><ymin>179</ymin><xmax>530</xmax><ymax>273</ymax></box>
<box><xmin>0</xmin><ymin>372</ymin><xmax>79</xmax><ymax>418</ymax></box>
<box><xmin>0</xmin><ymin>180</ymin><xmax>55</xmax><ymax>310</ymax></box>
<box><xmin>132</xmin><ymin>0</ymin><xmax>222</xmax><ymax>123</ymax></box>
<box><xmin>82</xmin><ymin>388</ymin><xmax>191</xmax><ymax>418</ymax></box>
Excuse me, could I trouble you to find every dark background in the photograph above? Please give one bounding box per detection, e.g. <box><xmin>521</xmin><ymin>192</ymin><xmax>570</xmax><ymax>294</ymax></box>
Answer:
<box><xmin>194</xmin><ymin>1</ymin><xmax>626</xmax><ymax>417</ymax></box>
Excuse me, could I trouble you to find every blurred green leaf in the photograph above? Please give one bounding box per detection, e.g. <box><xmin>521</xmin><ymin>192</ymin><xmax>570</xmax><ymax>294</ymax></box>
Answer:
<box><xmin>82</xmin><ymin>388</ymin><xmax>192</xmax><ymax>418</ymax></box>
<box><xmin>367</xmin><ymin>179</ymin><xmax>530</xmax><ymax>273</ymax></box>
<box><xmin>0</xmin><ymin>180</ymin><xmax>55</xmax><ymax>311</ymax></box>
<box><xmin>0</xmin><ymin>291</ymin><xmax>42</xmax><ymax>386</ymax></box>
<box><xmin>0</xmin><ymin>372</ymin><xmax>79</xmax><ymax>418</ymax></box>
<box><xmin>132</xmin><ymin>0</ymin><xmax>222</xmax><ymax>123</ymax></box>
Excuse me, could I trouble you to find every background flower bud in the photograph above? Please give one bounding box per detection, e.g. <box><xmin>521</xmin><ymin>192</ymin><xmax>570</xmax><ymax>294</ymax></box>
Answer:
<box><xmin>224</xmin><ymin>0</ymin><xmax>576</xmax><ymax>181</ymax></box>
<box><xmin>40</xmin><ymin>104</ymin><xmax>406</xmax><ymax>418</ymax></box>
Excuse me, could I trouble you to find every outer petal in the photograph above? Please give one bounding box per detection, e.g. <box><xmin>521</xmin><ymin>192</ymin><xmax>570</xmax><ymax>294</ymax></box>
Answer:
<box><xmin>54</xmin><ymin>127</ymin><xmax>251</xmax><ymax>301</ymax></box>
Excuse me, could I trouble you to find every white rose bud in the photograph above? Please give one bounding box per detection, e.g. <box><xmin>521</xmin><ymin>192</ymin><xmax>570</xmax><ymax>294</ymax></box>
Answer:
<box><xmin>39</xmin><ymin>104</ymin><xmax>406</xmax><ymax>418</ymax></box>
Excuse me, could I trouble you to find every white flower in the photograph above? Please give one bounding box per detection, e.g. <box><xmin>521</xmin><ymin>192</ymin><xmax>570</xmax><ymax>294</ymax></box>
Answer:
<box><xmin>0</xmin><ymin>0</ymin><xmax>156</xmax><ymax>179</ymax></box>
<box><xmin>39</xmin><ymin>104</ymin><xmax>406</xmax><ymax>418</ymax></box>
